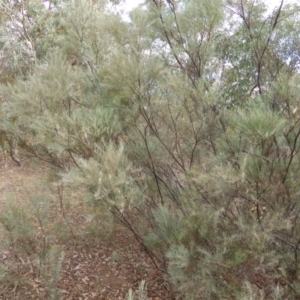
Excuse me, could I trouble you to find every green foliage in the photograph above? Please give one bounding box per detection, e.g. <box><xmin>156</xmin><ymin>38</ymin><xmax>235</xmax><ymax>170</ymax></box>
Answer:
<box><xmin>1</xmin><ymin>0</ymin><xmax>300</xmax><ymax>298</ymax></box>
<box><xmin>39</xmin><ymin>246</ymin><xmax>65</xmax><ymax>300</ymax></box>
<box><xmin>0</xmin><ymin>204</ymin><xmax>37</xmax><ymax>257</ymax></box>
<box><xmin>63</xmin><ymin>143</ymin><xmax>140</xmax><ymax>213</ymax></box>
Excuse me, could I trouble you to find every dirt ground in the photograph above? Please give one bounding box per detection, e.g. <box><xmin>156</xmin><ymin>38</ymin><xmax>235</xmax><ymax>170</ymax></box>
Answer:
<box><xmin>0</xmin><ymin>157</ymin><xmax>171</xmax><ymax>300</ymax></box>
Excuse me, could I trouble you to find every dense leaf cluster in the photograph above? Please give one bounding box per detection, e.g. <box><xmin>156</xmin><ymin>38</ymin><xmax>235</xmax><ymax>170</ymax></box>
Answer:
<box><xmin>1</xmin><ymin>0</ymin><xmax>300</xmax><ymax>298</ymax></box>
